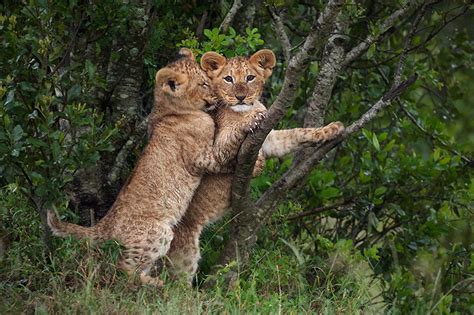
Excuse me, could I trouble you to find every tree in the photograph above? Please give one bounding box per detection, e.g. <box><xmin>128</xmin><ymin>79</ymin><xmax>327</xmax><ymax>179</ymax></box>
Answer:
<box><xmin>1</xmin><ymin>0</ymin><xmax>472</xmax><ymax>312</ymax></box>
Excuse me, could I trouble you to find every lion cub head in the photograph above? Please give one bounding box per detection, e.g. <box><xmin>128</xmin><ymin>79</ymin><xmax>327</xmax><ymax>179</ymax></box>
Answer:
<box><xmin>154</xmin><ymin>48</ymin><xmax>216</xmax><ymax>113</ymax></box>
<box><xmin>200</xmin><ymin>49</ymin><xmax>276</xmax><ymax>112</ymax></box>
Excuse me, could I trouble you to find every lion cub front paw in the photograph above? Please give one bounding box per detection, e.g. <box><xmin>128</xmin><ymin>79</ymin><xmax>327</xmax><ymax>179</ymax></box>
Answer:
<box><xmin>245</xmin><ymin>109</ymin><xmax>267</xmax><ymax>134</ymax></box>
<box><xmin>320</xmin><ymin>121</ymin><xmax>345</xmax><ymax>140</ymax></box>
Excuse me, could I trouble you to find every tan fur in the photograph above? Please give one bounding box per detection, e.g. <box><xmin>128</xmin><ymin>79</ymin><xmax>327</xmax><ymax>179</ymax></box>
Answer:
<box><xmin>47</xmin><ymin>50</ymin><xmax>263</xmax><ymax>286</ymax></box>
<box><xmin>166</xmin><ymin>50</ymin><xmax>345</xmax><ymax>282</ymax></box>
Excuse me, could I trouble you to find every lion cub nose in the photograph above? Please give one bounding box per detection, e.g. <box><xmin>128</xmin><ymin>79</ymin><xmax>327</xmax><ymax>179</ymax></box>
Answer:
<box><xmin>236</xmin><ymin>95</ymin><xmax>246</xmax><ymax>102</ymax></box>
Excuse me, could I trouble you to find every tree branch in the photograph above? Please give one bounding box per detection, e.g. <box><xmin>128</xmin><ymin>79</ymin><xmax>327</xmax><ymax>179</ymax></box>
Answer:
<box><xmin>232</xmin><ymin>0</ymin><xmax>345</xmax><ymax>185</ymax></box>
<box><xmin>219</xmin><ymin>0</ymin><xmax>243</xmax><ymax>33</ymax></box>
<box><xmin>268</xmin><ymin>7</ymin><xmax>291</xmax><ymax>65</ymax></box>
<box><xmin>215</xmin><ymin>0</ymin><xmax>345</xmax><ymax>283</ymax></box>
<box><xmin>392</xmin><ymin>3</ymin><xmax>427</xmax><ymax>87</ymax></box>
<box><xmin>279</xmin><ymin>200</ymin><xmax>354</xmax><ymax>223</ymax></box>
<box><xmin>343</xmin><ymin>0</ymin><xmax>428</xmax><ymax>66</ymax></box>
<box><xmin>255</xmin><ymin>75</ymin><xmax>418</xmax><ymax>221</ymax></box>
<box><xmin>303</xmin><ymin>23</ymin><xmax>347</xmax><ymax>128</ymax></box>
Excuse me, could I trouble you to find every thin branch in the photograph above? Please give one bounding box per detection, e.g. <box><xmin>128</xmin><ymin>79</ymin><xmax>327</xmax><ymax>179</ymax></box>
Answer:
<box><xmin>219</xmin><ymin>0</ymin><xmax>243</xmax><ymax>33</ymax></box>
<box><xmin>343</xmin><ymin>0</ymin><xmax>428</xmax><ymax>66</ymax></box>
<box><xmin>303</xmin><ymin>23</ymin><xmax>347</xmax><ymax>128</ymax></box>
<box><xmin>347</xmin><ymin>1</ymin><xmax>468</xmax><ymax>70</ymax></box>
<box><xmin>393</xmin><ymin>3</ymin><xmax>426</xmax><ymax>86</ymax></box>
<box><xmin>268</xmin><ymin>7</ymin><xmax>291</xmax><ymax>64</ymax></box>
<box><xmin>50</xmin><ymin>11</ymin><xmax>86</xmax><ymax>77</ymax></box>
<box><xmin>229</xmin><ymin>0</ymin><xmax>345</xmax><ymax>222</ymax></box>
<box><xmin>281</xmin><ymin>200</ymin><xmax>354</xmax><ymax>223</ymax></box>
<box><xmin>233</xmin><ymin>0</ymin><xmax>345</xmax><ymax>167</ymax></box>
<box><xmin>196</xmin><ymin>10</ymin><xmax>209</xmax><ymax>38</ymax></box>
<box><xmin>376</xmin><ymin>62</ymin><xmax>472</xmax><ymax>166</ymax></box>
<box><xmin>349</xmin><ymin>74</ymin><xmax>418</xmax><ymax>134</ymax></box>
<box><xmin>255</xmin><ymin>75</ymin><xmax>418</xmax><ymax>223</ymax></box>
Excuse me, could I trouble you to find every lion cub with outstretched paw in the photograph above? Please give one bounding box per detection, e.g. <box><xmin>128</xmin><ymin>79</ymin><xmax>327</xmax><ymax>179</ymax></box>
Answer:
<box><xmin>166</xmin><ymin>49</ymin><xmax>345</xmax><ymax>282</ymax></box>
<box><xmin>47</xmin><ymin>50</ymin><xmax>264</xmax><ymax>286</ymax></box>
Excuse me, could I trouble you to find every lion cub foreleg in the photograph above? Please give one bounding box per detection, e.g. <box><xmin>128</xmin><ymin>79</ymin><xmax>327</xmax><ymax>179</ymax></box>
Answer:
<box><xmin>262</xmin><ymin>121</ymin><xmax>345</xmax><ymax>158</ymax></box>
<box><xmin>193</xmin><ymin>106</ymin><xmax>266</xmax><ymax>174</ymax></box>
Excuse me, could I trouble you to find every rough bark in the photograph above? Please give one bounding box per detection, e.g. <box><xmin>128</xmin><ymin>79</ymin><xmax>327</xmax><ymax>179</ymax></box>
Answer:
<box><xmin>216</xmin><ymin>0</ymin><xmax>345</xmax><ymax>284</ymax></box>
<box><xmin>219</xmin><ymin>0</ymin><xmax>243</xmax><ymax>33</ymax></box>
<box><xmin>216</xmin><ymin>0</ymin><xmax>426</xmax><ymax>284</ymax></box>
<box><xmin>66</xmin><ymin>0</ymin><xmax>153</xmax><ymax>222</ymax></box>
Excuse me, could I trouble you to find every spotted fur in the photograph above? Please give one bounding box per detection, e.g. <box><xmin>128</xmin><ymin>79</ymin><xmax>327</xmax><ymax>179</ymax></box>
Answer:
<box><xmin>166</xmin><ymin>50</ymin><xmax>345</xmax><ymax>283</ymax></box>
<box><xmin>47</xmin><ymin>50</ymin><xmax>264</xmax><ymax>286</ymax></box>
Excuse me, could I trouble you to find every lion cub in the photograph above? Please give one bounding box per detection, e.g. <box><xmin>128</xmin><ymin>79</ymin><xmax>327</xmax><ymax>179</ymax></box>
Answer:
<box><xmin>47</xmin><ymin>50</ymin><xmax>263</xmax><ymax>286</ymax></box>
<box><xmin>165</xmin><ymin>50</ymin><xmax>345</xmax><ymax>282</ymax></box>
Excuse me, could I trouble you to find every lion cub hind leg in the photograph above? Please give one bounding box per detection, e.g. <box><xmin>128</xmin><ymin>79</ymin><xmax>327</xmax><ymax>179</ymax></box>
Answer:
<box><xmin>166</xmin><ymin>229</ymin><xmax>201</xmax><ymax>284</ymax></box>
<box><xmin>118</xmin><ymin>224</ymin><xmax>173</xmax><ymax>287</ymax></box>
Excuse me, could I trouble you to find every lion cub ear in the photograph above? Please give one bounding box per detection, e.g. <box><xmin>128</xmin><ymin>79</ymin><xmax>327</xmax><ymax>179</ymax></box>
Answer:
<box><xmin>155</xmin><ymin>68</ymin><xmax>187</xmax><ymax>95</ymax></box>
<box><xmin>249</xmin><ymin>49</ymin><xmax>276</xmax><ymax>79</ymax></box>
<box><xmin>201</xmin><ymin>52</ymin><xmax>226</xmax><ymax>78</ymax></box>
<box><xmin>177</xmin><ymin>47</ymin><xmax>196</xmax><ymax>61</ymax></box>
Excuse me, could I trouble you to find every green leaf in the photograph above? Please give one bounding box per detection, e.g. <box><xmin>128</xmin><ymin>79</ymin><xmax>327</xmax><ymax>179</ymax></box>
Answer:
<box><xmin>85</xmin><ymin>59</ymin><xmax>96</xmax><ymax>80</ymax></box>
<box><xmin>374</xmin><ymin>186</ymin><xmax>387</xmax><ymax>196</ymax></box>
<box><xmin>372</xmin><ymin>133</ymin><xmax>380</xmax><ymax>151</ymax></box>
<box><xmin>367</xmin><ymin>44</ymin><xmax>376</xmax><ymax>59</ymax></box>
<box><xmin>320</xmin><ymin>187</ymin><xmax>340</xmax><ymax>199</ymax></box>
<box><xmin>5</xmin><ymin>90</ymin><xmax>15</xmax><ymax>107</ymax></box>
<box><xmin>67</xmin><ymin>84</ymin><xmax>81</xmax><ymax>102</ymax></box>
<box><xmin>364</xmin><ymin>246</ymin><xmax>380</xmax><ymax>261</ymax></box>
<box><xmin>368</xmin><ymin>212</ymin><xmax>379</xmax><ymax>229</ymax></box>
<box><xmin>280</xmin><ymin>238</ymin><xmax>305</xmax><ymax>266</ymax></box>
<box><xmin>439</xmin><ymin>156</ymin><xmax>450</xmax><ymax>165</ymax></box>
<box><xmin>3</xmin><ymin>114</ymin><xmax>11</xmax><ymax>128</ymax></box>
<box><xmin>11</xmin><ymin>125</ymin><xmax>23</xmax><ymax>142</ymax></box>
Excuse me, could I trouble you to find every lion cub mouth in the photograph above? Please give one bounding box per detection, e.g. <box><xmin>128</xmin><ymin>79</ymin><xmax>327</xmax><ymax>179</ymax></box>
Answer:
<box><xmin>230</xmin><ymin>104</ymin><xmax>253</xmax><ymax>112</ymax></box>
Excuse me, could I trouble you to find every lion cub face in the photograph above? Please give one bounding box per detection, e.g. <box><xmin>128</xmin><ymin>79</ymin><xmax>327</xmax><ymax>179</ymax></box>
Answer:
<box><xmin>200</xmin><ymin>49</ymin><xmax>276</xmax><ymax>112</ymax></box>
<box><xmin>155</xmin><ymin>49</ymin><xmax>216</xmax><ymax>112</ymax></box>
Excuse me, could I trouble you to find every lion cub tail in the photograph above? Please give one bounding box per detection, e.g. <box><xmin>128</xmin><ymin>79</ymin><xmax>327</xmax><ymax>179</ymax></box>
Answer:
<box><xmin>47</xmin><ymin>210</ymin><xmax>104</xmax><ymax>241</ymax></box>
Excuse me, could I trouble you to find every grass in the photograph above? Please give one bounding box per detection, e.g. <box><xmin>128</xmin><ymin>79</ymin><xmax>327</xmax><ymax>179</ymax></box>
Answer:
<box><xmin>2</xmin><ymin>195</ymin><xmax>469</xmax><ymax>314</ymax></box>
<box><xmin>0</xmin><ymin>229</ymin><xmax>386</xmax><ymax>314</ymax></box>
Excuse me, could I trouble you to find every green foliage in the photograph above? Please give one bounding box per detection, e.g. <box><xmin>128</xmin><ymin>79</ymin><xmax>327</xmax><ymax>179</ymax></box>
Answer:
<box><xmin>179</xmin><ymin>27</ymin><xmax>265</xmax><ymax>58</ymax></box>
<box><xmin>1</xmin><ymin>1</ymin><xmax>473</xmax><ymax>313</ymax></box>
<box><xmin>0</xmin><ymin>5</ymin><xmax>118</xmax><ymax>213</ymax></box>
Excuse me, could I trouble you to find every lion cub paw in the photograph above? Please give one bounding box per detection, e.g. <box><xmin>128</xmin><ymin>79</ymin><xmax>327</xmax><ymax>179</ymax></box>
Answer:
<box><xmin>320</xmin><ymin>121</ymin><xmax>345</xmax><ymax>140</ymax></box>
<box><xmin>246</xmin><ymin>109</ymin><xmax>267</xmax><ymax>134</ymax></box>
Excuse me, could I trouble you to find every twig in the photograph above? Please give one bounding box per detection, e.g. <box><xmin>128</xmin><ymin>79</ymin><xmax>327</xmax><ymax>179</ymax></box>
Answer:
<box><xmin>376</xmin><ymin>63</ymin><xmax>472</xmax><ymax>166</ymax></box>
<box><xmin>343</xmin><ymin>0</ymin><xmax>428</xmax><ymax>66</ymax></box>
<box><xmin>219</xmin><ymin>0</ymin><xmax>243</xmax><ymax>33</ymax></box>
<box><xmin>281</xmin><ymin>200</ymin><xmax>353</xmax><ymax>223</ymax></box>
<box><xmin>255</xmin><ymin>75</ymin><xmax>418</xmax><ymax>226</ymax></box>
<box><xmin>348</xmin><ymin>74</ymin><xmax>418</xmax><ymax>134</ymax></box>
<box><xmin>196</xmin><ymin>10</ymin><xmax>208</xmax><ymax>38</ymax></box>
<box><xmin>268</xmin><ymin>7</ymin><xmax>291</xmax><ymax>64</ymax></box>
<box><xmin>393</xmin><ymin>3</ymin><xmax>426</xmax><ymax>87</ymax></box>
<box><xmin>50</xmin><ymin>11</ymin><xmax>86</xmax><ymax>77</ymax></box>
<box><xmin>346</xmin><ymin>2</ymin><xmax>468</xmax><ymax>70</ymax></box>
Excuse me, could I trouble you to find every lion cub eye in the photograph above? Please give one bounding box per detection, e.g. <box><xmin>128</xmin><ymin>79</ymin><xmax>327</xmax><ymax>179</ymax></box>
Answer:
<box><xmin>223</xmin><ymin>76</ymin><xmax>234</xmax><ymax>83</ymax></box>
<box><xmin>246</xmin><ymin>75</ymin><xmax>256</xmax><ymax>82</ymax></box>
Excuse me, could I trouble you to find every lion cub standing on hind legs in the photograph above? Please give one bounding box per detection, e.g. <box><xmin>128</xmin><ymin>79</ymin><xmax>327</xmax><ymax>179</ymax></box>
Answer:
<box><xmin>166</xmin><ymin>49</ymin><xmax>345</xmax><ymax>283</ymax></box>
<box><xmin>47</xmin><ymin>49</ymin><xmax>265</xmax><ymax>286</ymax></box>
